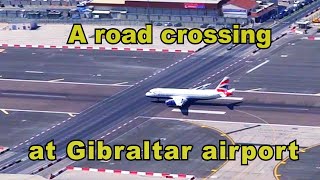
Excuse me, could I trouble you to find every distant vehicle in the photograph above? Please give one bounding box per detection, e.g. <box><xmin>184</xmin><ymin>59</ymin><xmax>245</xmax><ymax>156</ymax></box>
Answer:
<box><xmin>154</xmin><ymin>22</ymin><xmax>162</xmax><ymax>26</ymax></box>
<box><xmin>174</xmin><ymin>22</ymin><xmax>182</xmax><ymax>27</ymax></box>
<box><xmin>164</xmin><ymin>22</ymin><xmax>173</xmax><ymax>27</ymax></box>
<box><xmin>207</xmin><ymin>24</ymin><xmax>215</xmax><ymax>28</ymax></box>
<box><xmin>227</xmin><ymin>46</ymin><xmax>233</xmax><ymax>50</ymax></box>
<box><xmin>200</xmin><ymin>23</ymin><xmax>209</xmax><ymax>28</ymax></box>
<box><xmin>145</xmin><ymin>77</ymin><xmax>243</xmax><ymax>107</ymax></box>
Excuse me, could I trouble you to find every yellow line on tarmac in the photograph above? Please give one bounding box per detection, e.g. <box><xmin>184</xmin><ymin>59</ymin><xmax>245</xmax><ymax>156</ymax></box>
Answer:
<box><xmin>184</xmin><ymin>120</ymin><xmax>236</xmax><ymax>180</ymax></box>
<box><xmin>273</xmin><ymin>143</ymin><xmax>320</xmax><ymax>180</ymax></box>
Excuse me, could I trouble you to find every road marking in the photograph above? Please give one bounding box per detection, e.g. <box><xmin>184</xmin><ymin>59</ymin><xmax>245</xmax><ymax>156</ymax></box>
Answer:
<box><xmin>246</xmin><ymin>88</ymin><xmax>262</xmax><ymax>91</ymax></box>
<box><xmin>113</xmin><ymin>82</ymin><xmax>128</xmax><ymax>85</ymax></box>
<box><xmin>241</xmin><ymin>105</ymin><xmax>309</xmax><ymax>111</ymax></box>
<box><xmin>48</xmin><ymin>78</ymin><xmax>64</xmax><ymax>82</ymax></box>
<box><xmin>172</xmin><ymin>109</ymin><xmax>226</xmax><ymax>115</ymax></box>
<box><xmin>25</xmin><ymin>71</ymin><xmax>44</xmax><ymax>74</ymax></box>
<box><xmin>142</xmin><ymin>116</ymin><xmax>320</xmax><ymax>129</ymax></box>
<box><xmin>0</xmin><ymin>108</ymin><xmax>79</xmax><ymax>115</ymax></box>
<box><xmin>68</xmin><ymin>113</ymin><xmax>76</xmax><ymax>117</ymax></box>
<box><xmin>1</xmin><ymin>92</ymin><xmax>66</xmax><ymax>98</ymax></box>
<box><xmin>0</xmin><ymin>78</ymin><xmax>131</xmax><ymax>86</ymax></box>
<box><xmin>0</xmin><ymin>109</ymin><xmax>9</xmax><ymax>115</ymax></box>
<box><xmin>246</xmin><ymin>60</ymin><xmax>270</xmax><ymax>74</ymax></box>
<box><xmin>236</xmin><ymin>90</ymin><xmax>320</xmax><ymax>96</ymax></box>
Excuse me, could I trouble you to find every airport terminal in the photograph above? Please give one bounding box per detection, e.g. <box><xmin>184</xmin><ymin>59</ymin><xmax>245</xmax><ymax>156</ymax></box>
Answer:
<box><xmin>0</xmin><ymin>0</ymin><xmax>320</xmax><ymax>179</ymax></box>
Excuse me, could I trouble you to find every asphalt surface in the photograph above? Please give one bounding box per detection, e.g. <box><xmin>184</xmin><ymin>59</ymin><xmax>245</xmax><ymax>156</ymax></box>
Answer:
<box><xmin>0</xmin><ymin>112</ymin><xmax>69</xmax><ymax>148</ymax></box>
<box><xmin>0</xmin><ymin>49</ymin><xmax>187</xmax><ymax>84</ymax></box>
<box><xmin>233</xmin><ymin>39</ymin><xmax>320</xmax><ymax>93</ymax></box>
<box><xmin>154</xmin><ymin>102</ymin><xmax>320</xmax><ymax>127</ymax></box>
<box><xmin>0</xmin><ymin>1</ymin><xmax>319</xmax><ymax>175</ymax></box>
<box><xmin>278</xmin><ymin>145</ymin><xmax>320</xmax><ymax>180</ymax></box>
<box><xmin>0</xmin><ymin>49</ymin><xmax>187</xmax><ymax>171</ymax></box>
<box><xmin>73</xmin><ymin>118</ymin><xmax>231</xmax><ymax>178</ymax></box>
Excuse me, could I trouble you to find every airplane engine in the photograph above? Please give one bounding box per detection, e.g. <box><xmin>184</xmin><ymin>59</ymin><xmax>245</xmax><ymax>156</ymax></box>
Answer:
<box><xmin>165</xmin><ymin>99</ymin><xmax>176</xmax><ymax>107</ymax></box>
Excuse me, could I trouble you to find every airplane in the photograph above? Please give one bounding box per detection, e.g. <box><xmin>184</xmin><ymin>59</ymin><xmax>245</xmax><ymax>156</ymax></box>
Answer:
<box><xmin>145</xmin><ymin>76</ymin><xmax>243</xmax><ymax>107</ymax></box>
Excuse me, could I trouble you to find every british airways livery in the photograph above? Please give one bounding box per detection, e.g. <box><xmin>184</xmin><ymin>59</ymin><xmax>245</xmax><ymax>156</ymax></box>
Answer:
<box><xmin>145</xmin><ymin>77</ymin><xmax>243</xmax><ymax>107</ymax></box>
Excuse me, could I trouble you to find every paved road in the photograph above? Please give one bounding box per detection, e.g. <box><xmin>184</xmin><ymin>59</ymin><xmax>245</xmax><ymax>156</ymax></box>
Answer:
<box><xmin>0</xmin><ymin>1</ymin><xmax>319</xmax><ymax>174</ymax></box>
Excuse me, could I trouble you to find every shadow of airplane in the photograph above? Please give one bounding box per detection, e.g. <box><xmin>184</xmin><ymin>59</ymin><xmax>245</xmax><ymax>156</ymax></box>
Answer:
<box><xmin>151</xmin><ymin>99</ymin><xmax>243</xmax><ymax>116</ymax></box>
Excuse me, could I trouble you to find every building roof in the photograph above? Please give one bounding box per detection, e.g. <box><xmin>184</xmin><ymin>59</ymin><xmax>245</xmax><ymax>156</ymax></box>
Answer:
<box><xmin>90</xmin><ymin>0</ymin><xmax>221</xmax><ymax>5</ymax></box>
<box><xmin>227</xmin><ymin>0</ymin><xmax>258</xmax><ymax>9</ymax></box>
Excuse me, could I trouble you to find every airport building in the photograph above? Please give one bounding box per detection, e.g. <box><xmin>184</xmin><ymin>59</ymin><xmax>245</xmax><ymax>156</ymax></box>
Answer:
<box><xmin>222</xmin><ymin>0</ymin><xmax>277</xmax><ymax>23</ymax></box>
<box><xmin>87</xmin><ymin>0</ymin><xmax>228</xmax><ymax>17</ymax></box>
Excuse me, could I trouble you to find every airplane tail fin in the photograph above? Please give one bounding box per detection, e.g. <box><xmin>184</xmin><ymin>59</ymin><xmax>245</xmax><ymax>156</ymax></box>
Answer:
<box><xmin>216</xmin><ymin>77</ymin><xmax>234</xmax><ymax>97</ymax></box>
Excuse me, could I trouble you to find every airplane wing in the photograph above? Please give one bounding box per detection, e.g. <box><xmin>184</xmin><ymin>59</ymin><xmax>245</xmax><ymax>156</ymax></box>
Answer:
<box><xmin>170</xmin><ymin>96</ymin><xmax>188</xmax><ymax>107</ymax></box>
<box><xmin>192</xmin><ymin>83</ymin><xmax>211</xmax><ymax>90</ymax></box>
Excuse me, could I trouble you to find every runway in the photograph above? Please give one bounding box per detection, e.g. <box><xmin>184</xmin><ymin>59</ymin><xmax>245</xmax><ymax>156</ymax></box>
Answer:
<box><xmin>0</xmin><ymin>1</ymin><xmax>319</xmax><ymax>177</ymax></box>
<box><xmin>233</xmin><ymin>39</ymin><xmax>320</xmax><ymax>94</ymax></box>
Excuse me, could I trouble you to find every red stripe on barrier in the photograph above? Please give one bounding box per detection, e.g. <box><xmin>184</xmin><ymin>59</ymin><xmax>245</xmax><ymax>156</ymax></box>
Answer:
<box><xmin>114</xmin><ymin>169</ymin><xmax>122</xmax><ymax>174</ymax></box>
<box><xmin>98</xmin><ymin>168</ymin><xmax>105</xmax><ymax>172</ymax></box>
<box><xmin>82</xmin><ymin>167</ymin><xmax>90</xmax><ymax>171</ymax></box>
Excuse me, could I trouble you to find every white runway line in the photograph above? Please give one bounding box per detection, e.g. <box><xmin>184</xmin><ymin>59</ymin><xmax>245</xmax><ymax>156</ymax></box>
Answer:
<box><xmin>246</xmin><ymin>60</ymin><xmax>270</xmax><ymax>74</ymax></box>
<box><xmin>246</xmin><ymin>88</ymin><xmax>262</xmax><ymax>91</ymax></box>
<box><xmin>25</xmin><ymin>71</ymin><xmax>44</xmax><ymax>74</ymax></box>
<box><xmin>143</xmin><ymin>116</ymin><xmax>320</xmax><ymax>129</ymax></box>
<box><xmin>0</xmin><ymin>109</ymin><xmax>9</xmax><ymax>115</ymax></box>
<box><xmin>1</xmin><ymin>92</ymin><xmax>66</xmax><ymax>98</ymax></box>
<box><xmin>48</xmin><ymin>78</ymin><xmax>64</xmax><ymax>82</ymax></box>
<box><xmin>113</xmin><ymin>82</ymin><xmax>128</xmax><ymax>85</ymax></box>
<box><xmin>236</xmin><ymin>90</ymin><xmax>320</xmax><ymax>96</ymax></box>
<box><xmin>240</xmin><ymin>105</ymin><xmax>309</xmax><ymax>111</ymax></box>
<box><xmin>68</xmin><ymin>113</ymin><xmax>76</xmax><ymax>117</ymax></box>
<box><xmin>0</xmin><ymin>78</ymin><xmax>131</xmax><ymax>86</ymax></box>
<box><xmin>0</xmin><ymin>108</ymin><xmax>79</xmax><ymax>115</ymax></box>
<box><xmin>172</xmin><ymin>109</ymin><xmax>226</xmax><ymax>115</ymax></box>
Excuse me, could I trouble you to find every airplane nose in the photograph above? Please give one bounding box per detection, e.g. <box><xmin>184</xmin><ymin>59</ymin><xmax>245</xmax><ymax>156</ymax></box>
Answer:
<box><xmin>145</xmin><ymin>92</ymin><xmax>151</xmax><ymax>96</ymax></box>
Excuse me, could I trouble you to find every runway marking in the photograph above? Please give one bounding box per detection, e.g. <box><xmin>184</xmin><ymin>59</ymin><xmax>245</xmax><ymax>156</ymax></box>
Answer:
<box><xmin>1</xmin><ymin>92</ymin><xmax>66</xmax><ymax>98</ymax></box>
<box><xmin>141</xmin><ymin>116</ymin><xmax>320</xmax><ymax>129</ymax></box>
<box><xmin>12</xmin><ymin>111</ymin><xmax>77</xmax><ymax>150</ymax></box>
<box><xmin>0</xmin><ymin>78</ymin><xmax>132</xmax><ymax>87</ymax></box>
<box><xmin>0</xmin><ymin>109</ymin><xmax>9</xmax><ymax>115</ymax></box>
<box><xmin>48</xmin><ymin>78</ymin><xmax>64</xmax><ymax>82</ymax></box>
<box><xmin>246</xmin><ymin>60</ymin><xmax>270</xmax><ymax>74</ymax></box>
<box><xmin>172</xmin><ymin>109</ymin><xmax>226</xmax><ymax>115</ymax></box>
<box><xmin>236</xmin><ymin>90</ymin><xmax>320</xmax><ymax>96</ymax></box>
<box><xmin>246</xmin><ymin>88</ymin><xmax>262</xmax><ymax>91</ymax></box>
<box><xmin>241</xmin><ymin>105</ymin><xmax>309</xmax><ymax>111</ymax></box>
<box><xmin>25</xmin><ymin>71</ymin><xmax>44</xmax><ymax>74</ymax></box>
<box><xmin>68</xmin><ymin>113</ymin><xmax>76</xmax><ymax>117</ymax></box>
<box><xmin>0</xmin><ymin>108</ymin><xmax>79</xmax><ymax>115</ymax></box>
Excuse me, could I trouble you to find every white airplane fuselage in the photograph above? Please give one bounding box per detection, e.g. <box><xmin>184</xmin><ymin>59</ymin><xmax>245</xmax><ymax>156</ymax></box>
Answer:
<box><xmin>145</xmin><ymin>88</ymin><xmax>222</xmax><ymax>100</ymax></box>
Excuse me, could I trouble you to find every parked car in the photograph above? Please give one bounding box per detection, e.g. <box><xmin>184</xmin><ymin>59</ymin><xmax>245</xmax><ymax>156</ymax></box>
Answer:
<box><xmin>207</xmin><ymin>24</ymin><xmax>215</xmax><ymax>28</ymax></box>
<box><xmin>174</xmin><ymin>22</ymin><xmax>182</xmax><ymax>27</ymax></box>
<box><xmin>200</xmin><ymin>23</ymin><xmax>209</xmax><ymax>28</ymax></box>
<box><xmin>164</xmin><ymin>22</ymin><xmax>173</xmax><ymax>27</ymax></box>
<box><xmin>154</xmin><ymin>22</ymin><xmax>162</xmax><ymax>26</ymax></box>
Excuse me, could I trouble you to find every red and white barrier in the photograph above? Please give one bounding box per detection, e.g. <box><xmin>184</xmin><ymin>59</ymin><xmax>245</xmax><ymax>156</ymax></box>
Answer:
<box><xmin>290</xmin><ymin>28</ymin><xmax>304</xmax><ymax>34</ymax></box>
<box><xmin>0</xmin><ymin>44</ymin><xmax>195</xmax><ymax>53</ymax></box>
<box><xmin>66</xmin><ymin>166</ymin><xmax>195</xmax><ymax>179</ymax></box>
<box><xmin>301</xmin><ymin>36</ymin><xmax>320</xmax><ymax>40</ymax></box>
